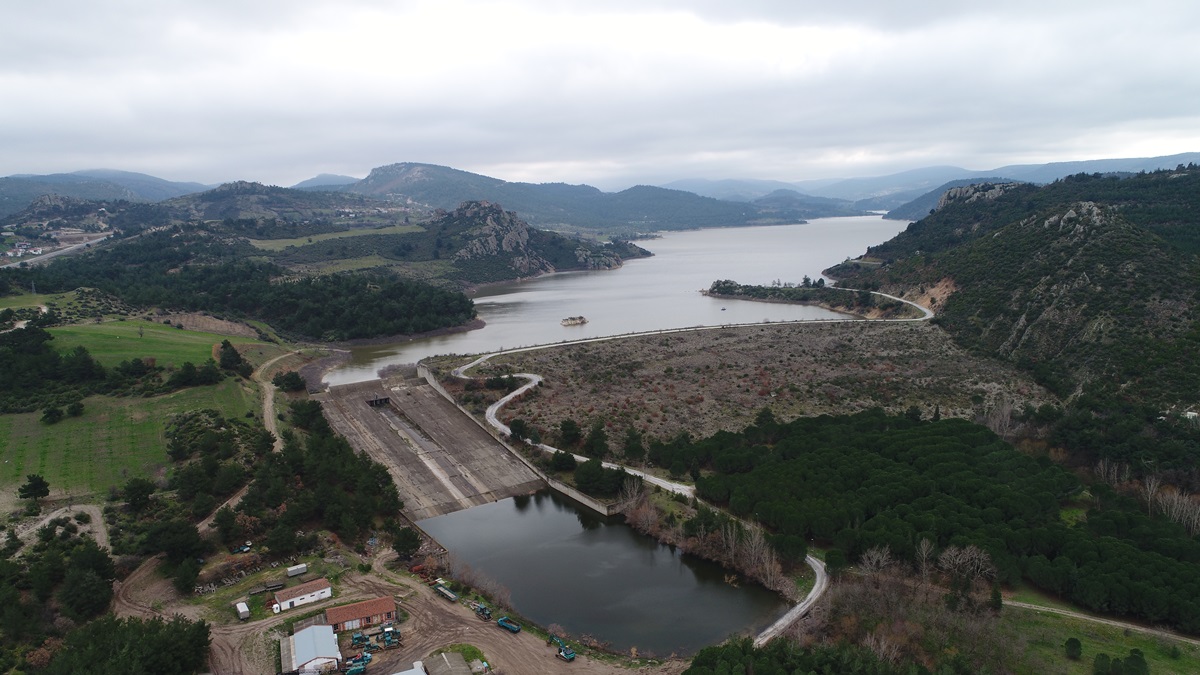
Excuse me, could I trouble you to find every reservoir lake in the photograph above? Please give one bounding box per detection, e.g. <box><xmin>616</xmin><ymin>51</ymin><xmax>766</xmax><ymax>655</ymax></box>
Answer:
<box><xmin>326</xmin><ymin>215</ymin><xmax>910</xmax><ymax>385</ymax></box>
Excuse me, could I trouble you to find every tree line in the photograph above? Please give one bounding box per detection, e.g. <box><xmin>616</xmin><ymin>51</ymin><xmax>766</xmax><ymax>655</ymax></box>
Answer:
<box><xmin>663</xmin><ymin>408</ymin><xmax>1200</xmax><ymax>632</ymax></box>
<box><xmin>1</xmin><ymin>227</ymin><xmax>476</xmax><ymax>341</ymax></box>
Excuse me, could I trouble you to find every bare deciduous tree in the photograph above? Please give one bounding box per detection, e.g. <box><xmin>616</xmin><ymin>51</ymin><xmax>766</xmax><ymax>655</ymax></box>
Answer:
<box><xmin>859</xmin><ymin>545</ymin><xmax>895</xmax><ymax>577</ymax></box>
<box><xmin>915</xmin><ymin>538</ymin><xmax>936</xmax><ymax>584</ymax></box>
<box><xmin>1141</xmin><ymin>473</ymin><xmax>1163</xmax><ymax>516</ymax></box>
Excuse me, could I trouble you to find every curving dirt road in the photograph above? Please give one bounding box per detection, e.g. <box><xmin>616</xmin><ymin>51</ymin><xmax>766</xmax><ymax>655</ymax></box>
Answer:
<box><xmin>1006</xmin><ymin>600</ymin><xmax>1200</xmax><ymax>648</ymax></box>
<box><xmin>197</xmin><ymin>349</ymin><xmax>301</xmax><ymax>535</ymax></box>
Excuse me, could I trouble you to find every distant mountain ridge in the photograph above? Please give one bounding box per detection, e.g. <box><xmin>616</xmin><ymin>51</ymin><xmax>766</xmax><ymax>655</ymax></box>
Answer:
<box><xmin>290</xmin><ymin>173</ymin><xmax>362</xmax><ymax>190</ymax></box>
<box><xmin>669</xmin><ymin>153</ymin><xmax>1200</xmax><ymax>211</ymax></box>
<box><xmin>4</xmin><ymin>151</ymin><xmax>1197</xmax><ymax>227</ymax></box>
<box><xmin>0</xmin><ymin>170</ymin><xmax>208</xmax><ymax>219</ymax></box>
<box><xmin>344</xmin><ymin>162</ymin><xmax>763</xmax><ymax>233</ymax></box>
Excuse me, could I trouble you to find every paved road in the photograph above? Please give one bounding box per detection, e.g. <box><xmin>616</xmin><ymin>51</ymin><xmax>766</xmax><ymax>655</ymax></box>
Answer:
<box><xmin>0</xmin><ymin>235</ymin><xmax>110</xmax><ymax>268</ymax></box>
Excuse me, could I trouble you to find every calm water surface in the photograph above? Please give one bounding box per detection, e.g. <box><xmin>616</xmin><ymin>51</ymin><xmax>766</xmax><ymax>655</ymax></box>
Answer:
<box><xmin>327</xmin><ymin>215</ymin><xmax>909</xmax><ymax>384</ymax></box>
<box><xmin>419</xmin><ymin>490</ymin><xmax>789</xmax><ymax>656</ymax></box>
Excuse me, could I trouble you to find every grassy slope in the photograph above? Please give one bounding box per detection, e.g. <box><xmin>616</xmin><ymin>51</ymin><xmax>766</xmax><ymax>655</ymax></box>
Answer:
<box><xmin>246</xmin><ymin>223</ymin><xmax>422</xmax><ymax>251</ymax></box>
<box><xmin>47</xmin><ymin>319</ymin><xmax>239</xmax><ymax>367</ymax></box>
<box><xmin>1</xmin><ymin>321</ymin><xmax>278</xmax><ymax>506</ymax></box>
<box><xmin>0</xmin><ymin>378</ymin><xmax>256</xmax><ymax>504</ymax></box>
<box><xmin>1006</xmin><ymin>604</ymin><xmax>1200</xmax><ymax>674</ymax></box>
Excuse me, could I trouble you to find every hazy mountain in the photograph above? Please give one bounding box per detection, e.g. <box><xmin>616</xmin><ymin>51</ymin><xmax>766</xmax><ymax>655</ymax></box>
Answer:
<box><xmin>987</xmin><ymin>152</ymin><xmax>1200</xmax><ymax>184</ymax></box>
<box><xmin>0</xmin><ymin>169</ymin><xmax>208</xmax><ymax>218</ymax></box>
<box><xmin>345</xmin><ymin>162</ymin><xmax>759</xmax><ymax>233</ymax></box>
<box><xmin>70</xmin><ymin>169</ymin><xmax>209</xmax><ymax>200</ymax></box>
<box><xmin>749</xmin><ymin>189</ymin><xmax>869</xmax><ymax>219</ymax></box>
<box><xmin>797</xmin><ymin>166</ymin><xmax>977</xmax><ymax>204</ymax></box>
<box><xmin>660</xmin><ymin>178</ymin><xmax>803</xmax><ymax>202</ymax></box>
<box><xmin>291</xmin><ymin>173</ymin><xmax>362</xmax><ymax>190</ymax></box>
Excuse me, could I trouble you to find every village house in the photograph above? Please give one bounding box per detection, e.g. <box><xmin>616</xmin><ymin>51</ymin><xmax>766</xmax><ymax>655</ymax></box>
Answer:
<box><xmin>324</xmin><ymin>596</ymin><xmax>397</xmax><ymax>632</ymax></box>
<box><xmin>271</xmin><ymin>577</ymin><xmax>332</xmax><ymax>613</ymax></box>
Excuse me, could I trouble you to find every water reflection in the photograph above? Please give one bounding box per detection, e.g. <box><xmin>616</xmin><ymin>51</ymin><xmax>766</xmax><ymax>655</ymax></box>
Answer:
<box><xmin>419</xmin><ymin>490</ymin><xmax>788</xmax><ymax>656</ymax></box>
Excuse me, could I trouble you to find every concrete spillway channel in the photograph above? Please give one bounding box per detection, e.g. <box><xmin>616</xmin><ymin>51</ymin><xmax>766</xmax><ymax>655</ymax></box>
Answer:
<box><xmin>317</xmin><ymin>379</ymin><xmax>544</xmax><ymax>521</ymax></box>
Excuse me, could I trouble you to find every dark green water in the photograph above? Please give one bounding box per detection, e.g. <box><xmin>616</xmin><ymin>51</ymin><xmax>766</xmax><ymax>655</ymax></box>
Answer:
<box><xmin>419</xmin><ymin>490</ymin><xmax>789</xmax><ymax>657</ymax></box>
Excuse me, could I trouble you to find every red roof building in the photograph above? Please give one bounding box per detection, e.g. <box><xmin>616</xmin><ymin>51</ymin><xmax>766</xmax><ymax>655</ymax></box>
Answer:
<box><xmin>325</xmin><ymin>596</ymin><xmax>397</xmax><ymax>632</ymax></box>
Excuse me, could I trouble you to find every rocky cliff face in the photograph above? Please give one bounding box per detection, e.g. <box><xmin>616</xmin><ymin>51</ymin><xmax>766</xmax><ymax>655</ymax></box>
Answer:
<box><xmin>935</xmin><ymin>182</ymin><xmax>1022</xmax><ymax>211</ymax></box>
<box><xmin>449</xmin><ymin>201</ymin><xmax>555</xmax><ymax>276</ymax></box>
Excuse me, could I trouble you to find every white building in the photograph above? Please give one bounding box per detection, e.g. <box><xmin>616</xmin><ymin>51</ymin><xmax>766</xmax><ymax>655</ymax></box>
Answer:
<box><xmin>271</xmin><ymin>577</ymin><xmax>332</xmax><ymax>613</ymax></box>
<box><xmin>287</xmin><ymin>625</ymin><xmax>341</xmax><ymax>673</ymax></box>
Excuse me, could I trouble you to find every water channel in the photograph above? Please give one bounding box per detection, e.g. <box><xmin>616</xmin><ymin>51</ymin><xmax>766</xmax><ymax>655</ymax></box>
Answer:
<box><xmin>352</xmin><ymin>215</ymin><xmax>911</xmax><ymax>655</ymax></box>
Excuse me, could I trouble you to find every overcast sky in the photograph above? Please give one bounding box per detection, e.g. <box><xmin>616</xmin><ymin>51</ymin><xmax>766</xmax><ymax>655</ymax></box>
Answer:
<box><xmin>3</xmin><ymin>1</ymin><xmax>1198</xmax><ymax>189</ymax></box>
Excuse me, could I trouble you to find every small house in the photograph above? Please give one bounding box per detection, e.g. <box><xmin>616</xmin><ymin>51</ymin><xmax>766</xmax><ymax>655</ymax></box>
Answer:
<box><xmin>287</xmin><ymin>563</ymin><xmax>308</xmax><ymax>577</ymax></box>
<box><xmin>324</xmin><ymin>596</ymin><xmax>397</xmax><ymax>632</ymax></box>
<box><xmin>235</xmin><ymin>601</ymin><xmax>250</xmax><ymax>620</ymax></box>
<box><xmin>271</xmin><ymin>578</ymin><xmax>332</xmax><ymax>613</ymax></box>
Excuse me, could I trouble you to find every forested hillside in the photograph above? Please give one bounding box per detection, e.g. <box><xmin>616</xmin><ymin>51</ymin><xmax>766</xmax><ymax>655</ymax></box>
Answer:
<box><xmin>826</xmin><ymin>167</ymin><xmax>1200</xmax><ymax>472</ymax></box>
<box><xmin>682</xmin><ymin>410</ymin><xmax>1200</xmax><ymax>633</ymax></box>
<box><xmin>0</xmin><ymin>228</ymin><xmax>476</xmax><ymax>341</ymax></box>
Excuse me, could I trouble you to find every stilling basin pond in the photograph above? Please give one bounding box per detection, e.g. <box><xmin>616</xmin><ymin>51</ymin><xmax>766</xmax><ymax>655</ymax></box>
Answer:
<box><xmin>419</xmin><ymin>490</ymin><xmax>790</xmax><ymax>657</ymax></box>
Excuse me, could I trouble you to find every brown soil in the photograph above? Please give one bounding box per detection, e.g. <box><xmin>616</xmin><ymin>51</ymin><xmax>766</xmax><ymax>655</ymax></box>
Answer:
<box><xmin>437</xmin><ymin>320</ymin><xmax>1054</xmax><ymax>444</ymax></box>
<box><xmin>159</xmin><ymin>312</ymin><xmax>261</xmax><ymax>339</ymax></box>
<box><xmin>113</xmin><ymin>549</ymin><xmax>685</xmax><ymax>675</ymax></box>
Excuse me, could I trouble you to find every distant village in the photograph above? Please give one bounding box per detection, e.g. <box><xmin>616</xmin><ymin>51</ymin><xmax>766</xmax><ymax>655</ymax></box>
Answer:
<box><xmin>2</xmin><ymin>240</ymin><xmax>46</xmax><ymax>259</ymax></box>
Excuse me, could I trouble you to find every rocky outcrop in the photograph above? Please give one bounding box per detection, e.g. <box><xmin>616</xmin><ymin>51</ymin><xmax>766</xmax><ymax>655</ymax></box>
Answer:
<box><xmin>935</xmin><ymin>182</ymin><xmax>1023</xmax><ymax>211</ymax></box>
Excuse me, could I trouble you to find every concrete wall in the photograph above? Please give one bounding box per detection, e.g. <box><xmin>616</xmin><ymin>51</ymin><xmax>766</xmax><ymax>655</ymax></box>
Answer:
<box><xmin>418</xmin><ymin>364</ymin><xmax>617</xmax><ymax>518</ymax></box>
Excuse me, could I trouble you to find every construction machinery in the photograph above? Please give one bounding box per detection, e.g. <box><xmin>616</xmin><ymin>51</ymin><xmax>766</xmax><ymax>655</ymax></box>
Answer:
<box><xmin>376</xmin><ymin>626</ymin><xmax>401</xmax><ymax>649</ymax></box>
<box><xmin>497</xmin><ymin>616</ymin><xmax>521</xmax><ymax>633</ymax></box>
<box><xmin>474</xmin><ymin>604</ymin><xmax>492</xmax><ymax>621</ymax></box>
<box><xmin>343</xmin><ymin>665</ymin><xmax>366</xmax><ymax>675</ymax></box>
<box><xmin>351</xmin><ymin>632</ymin><xmax>370</xmax><ymax>646</ymax></box>
<box><xmin>346</xmin><ymin>652</ymin><xmax>372</xmax><ymax>667</ymax></box>
<box><xmin>551</xmin><ymin>636</ymin><xmax>576</xmax><ymax>662</ymax></box>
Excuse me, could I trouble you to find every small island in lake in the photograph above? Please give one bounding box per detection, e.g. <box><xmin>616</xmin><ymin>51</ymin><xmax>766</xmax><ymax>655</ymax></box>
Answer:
<box><xmin>561</xmin><ymin>316</ymin><xmax>588</xmax><ymax>326</ymax></box>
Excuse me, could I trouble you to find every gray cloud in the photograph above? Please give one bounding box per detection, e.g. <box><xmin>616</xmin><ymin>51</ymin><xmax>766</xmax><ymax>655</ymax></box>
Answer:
<box><xmin>2</xmin><ymin>1</ymin><xmax>1198</xmax><ymax>189</ymax></box>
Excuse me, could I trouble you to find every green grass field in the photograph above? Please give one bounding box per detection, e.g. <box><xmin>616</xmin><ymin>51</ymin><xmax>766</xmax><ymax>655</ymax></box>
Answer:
<box><xmin>1006</xmin><ymin>603</ymin><xmax>1200</xmax><ymax>674</ymax></box>
<box><xmin>0</xmin><ymin>291</ymin><xmax>64</xmax><ymax>310</ymax></box>
<box><xmin>48</xmin><ymin>320</ymin><xmax>262</xmax><ymax>368</ymax></box>
<box><xmin>247</xmin><ymin>223</ymin><xmax>422</xmax><ymax>252</ymax></box>
<box><xmin>0</xmin><ymin>378</ymin><xmax>257</xmax><ymax>505</ymax></box>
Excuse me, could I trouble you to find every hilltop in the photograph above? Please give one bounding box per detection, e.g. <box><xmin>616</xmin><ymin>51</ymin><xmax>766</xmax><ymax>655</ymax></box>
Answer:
<box><xmin>825</xmin><ymin>166</ymin><xmax>1200</xmax><ymax>470</ymax></box>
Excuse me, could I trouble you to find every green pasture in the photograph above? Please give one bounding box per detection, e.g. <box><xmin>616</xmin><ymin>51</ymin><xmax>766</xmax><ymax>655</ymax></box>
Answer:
<box><xmin>0</xmin><ymin>378</ymin><xmax>256</xmax><ymax>505</ymax></box>
<box><xmin>47</xmin><ymin>320</ymin><xmax>266</xmax><ymax>368</ymax></box>
<box><xmin>247</xmin><ymin>223</ymin><xmax>422</xmax><ymax>252</ymax></box>
<box><xmin>0</xmin><ymin>291</ymin><xmax>64</xmax><ymax>310</ymax></box>
<box><xmin>1006</xmin><ymin>604</ymin><xmax>1200</xmax><ymax>674</ymax></box>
